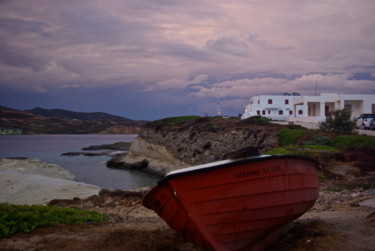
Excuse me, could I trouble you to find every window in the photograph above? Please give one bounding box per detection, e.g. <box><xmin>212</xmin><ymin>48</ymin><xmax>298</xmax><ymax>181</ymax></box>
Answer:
<box><xmin>262</xmin><ymin>110</ymin><xmax>266</xmax><ymax>115</ymax></box>
<box><xmin>279</xmin><ymin>110</ymin><xmax>283</xmax><ymax>115</ymax></box>
<box><xmin>298</xmin><ymin>110</ymin><xmax>303</xmax><ymax>115</ymax></box>
<box><xmin>289</xmin><ymin>110</ymin><xmax>293</xmax><ymax>115</ymax></box>
<box><xmin>268</xmin><ymin>110</ymin><xmax>271</xmax><ymax>114</ymax></box>
<box><xmin>285</xmin><ymin>99</ymin><xmax>289</xmax><ymax>105</ymax></box>
<box><xmin>257</xmin><ymin>110</ymin><xmax>260</xmax><ymax>115</ymax></box>
<box><xmin>268</xmin><ymin>99</ymin><xmax>273</xmax><ymax>104</ymax></box>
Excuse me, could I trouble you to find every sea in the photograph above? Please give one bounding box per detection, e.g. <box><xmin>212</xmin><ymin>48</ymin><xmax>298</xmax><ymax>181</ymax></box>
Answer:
<box><xmin>0</xmin><ymin>134</ymin><xmax>159</xmax><ymax>190</ymax></box>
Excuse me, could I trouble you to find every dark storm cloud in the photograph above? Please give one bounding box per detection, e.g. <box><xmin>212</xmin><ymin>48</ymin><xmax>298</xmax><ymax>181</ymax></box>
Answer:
<box><xmin>0</xmin><ymin>0</ymin><xmax>374</xmax><ymax>119</ymax></box>
<box><xmin>0</xmin><ymin>41</ymin><xmax>50</xmax><ymax>71</ymax></box>
<box><xmin>0</xmin><ymin>16</ymin><xmax>50</xmax><ymax>36</ymax></box>
<box><xmin>0</xmin><ymin>17</ymin><xmax>52</xmax><ymax>71</ymax></box>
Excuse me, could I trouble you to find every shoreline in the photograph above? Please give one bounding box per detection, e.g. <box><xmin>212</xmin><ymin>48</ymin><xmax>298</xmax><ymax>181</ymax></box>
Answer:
<box><xmin>0</xmin><ymin>158</ymin><xmax>101</xmax><ymax>205</ymax></box>
<box><xmin>1</xmin><ymin>157</ymin><xmax>375</xmax><ymax>249</ymax></box>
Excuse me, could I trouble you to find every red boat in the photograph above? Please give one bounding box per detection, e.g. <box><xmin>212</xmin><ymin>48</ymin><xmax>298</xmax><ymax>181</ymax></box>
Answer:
<box><xmin>142</xmin><ymin>155</ymin><xmax>319</xmax><ymax>250</ymax></box>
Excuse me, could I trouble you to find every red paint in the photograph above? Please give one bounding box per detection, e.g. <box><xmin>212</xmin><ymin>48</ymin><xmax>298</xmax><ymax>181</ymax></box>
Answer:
<box><xmin>143</xmin><ymin>155</ymin><xmax>319</xmax><ymax>250</ymax></box>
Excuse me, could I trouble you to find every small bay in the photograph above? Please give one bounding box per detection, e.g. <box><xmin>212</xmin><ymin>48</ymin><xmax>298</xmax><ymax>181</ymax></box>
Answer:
<box><xmin>0</xmin><ymin>134</ymin><xmax>158</xmax><ymax>190</ymax></box>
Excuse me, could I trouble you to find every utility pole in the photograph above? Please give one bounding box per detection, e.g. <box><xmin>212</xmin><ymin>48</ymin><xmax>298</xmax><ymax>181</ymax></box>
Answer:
<box><xmin>217</xmin><ymin>97</ymin><xmax>222</xmax><ymax>116</ymax></box>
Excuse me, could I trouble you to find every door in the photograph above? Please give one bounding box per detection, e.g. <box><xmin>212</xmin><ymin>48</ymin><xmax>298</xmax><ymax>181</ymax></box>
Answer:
<box><xmin>325</xmin><ymin>106</ymin><xmax>330</xmax><ymax>116</ymax></box>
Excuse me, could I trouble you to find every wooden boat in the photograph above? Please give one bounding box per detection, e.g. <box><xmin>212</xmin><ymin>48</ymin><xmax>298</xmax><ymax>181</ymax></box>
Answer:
<box><xmin>142</xmin><ymin>155</ymin><xmax>319</xmax><ymax>250</ymax></box>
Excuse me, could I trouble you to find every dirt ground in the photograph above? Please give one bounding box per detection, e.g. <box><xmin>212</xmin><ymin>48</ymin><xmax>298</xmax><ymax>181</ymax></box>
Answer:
<box><xmin>1</xmin><ymin>164</ymin><xmax>375</xmax><ymax>251</ymax></box>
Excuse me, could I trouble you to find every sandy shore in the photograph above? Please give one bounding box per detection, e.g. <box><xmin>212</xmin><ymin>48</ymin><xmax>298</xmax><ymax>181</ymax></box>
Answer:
<box><xmin>0</xmin><ymin>158</ymin><xmax>101</xmax><ymax>205</ymax></box>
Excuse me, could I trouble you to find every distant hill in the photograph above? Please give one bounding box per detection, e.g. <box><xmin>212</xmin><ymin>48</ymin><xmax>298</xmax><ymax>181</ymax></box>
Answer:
<box><xmin>27</xmin><ymin>107</ymin><xmax>132</xmax><ymax>122</ymax></box>
<box><xmin>0</xmin><ymin>106</ymin><xmax>148</xmax><ymax>135</ymax></box>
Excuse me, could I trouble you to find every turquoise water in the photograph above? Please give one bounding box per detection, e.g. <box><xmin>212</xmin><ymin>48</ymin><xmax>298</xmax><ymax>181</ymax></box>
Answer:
<box><xmin>0</xmin><ymin>134</ymin><xmax>158</xmax><ymax>190</ymax></box>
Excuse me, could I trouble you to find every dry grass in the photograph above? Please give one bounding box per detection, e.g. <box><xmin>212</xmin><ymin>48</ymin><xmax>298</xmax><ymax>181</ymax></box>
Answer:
<box><xmin>267</xmin><ymin>220</ymin><xmax>345</xmax><ymax>251</ymax></box>
<box><xmin>97</xmin><ymin>228</ymin><xmax>200</xmax><ymax>251</ymax></box>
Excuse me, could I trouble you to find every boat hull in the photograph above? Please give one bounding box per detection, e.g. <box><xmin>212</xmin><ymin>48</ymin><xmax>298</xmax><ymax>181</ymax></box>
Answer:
<box><xmin>142</xmin><ymin>155</ymin><xmax>319</xmax><ymax>250</ymax></box>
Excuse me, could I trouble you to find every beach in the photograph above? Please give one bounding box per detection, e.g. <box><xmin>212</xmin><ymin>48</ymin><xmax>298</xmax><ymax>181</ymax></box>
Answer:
<box><xmin>0</xmin><ymin>158</ymin><xmax>101</xmax><ymax>205</ymax></box>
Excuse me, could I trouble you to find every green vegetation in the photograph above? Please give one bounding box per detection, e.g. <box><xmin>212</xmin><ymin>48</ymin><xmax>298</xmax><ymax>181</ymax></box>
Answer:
<box><xmin>318</xmin><ymin>172</ymin><xmax>327</xmax><ymax>182</ymax></box>
<box><xmin>266</xmin><ymin>144</ymin><xmax>337</xmax><ymax>156</ymax></box>
<box><xmin>319</xmin><ymin>109</ymin><xmax>356</xmax><ymax>134</ymax></box>
<box><xmin>0</xmin><ymin>203</ymin><xmax>107</xmax><ymax>238</ymax></box>
<box><xmin>333</xmin><ymin>135</ymin><xmax>375</xmax><ymax>148</ymax></box>
<box><xmin>239</xmin><ymin>116</ymin><xmax>270</xmax><ymax>125</ymax></box>
<box><xmin>276</xmin><ymin>126</ymin><xmax>375</xmax><ymax>150</ymax></box>
<box><xmin>269</xmin><ymin>116</ymin><xmax>375</xmax><ymax>192</ymax></box>
<box><xmin>272</xmin><ymin>125</ymin><xmax>375</xmax><ymax>156</ymax></box>
<box><xmin>151</xmin><ymin>116</ymin><xmax>201</xmax><ymax>126</ymax></box>
<box><xmin>304</xmin><ymin>134</ymin><xmax>332</xmax><ymax>146</ymax></box>
<box><xmin>277</xmin><ymin>129</ymin><xmax>308</xmax><ymax>146</ymax></box>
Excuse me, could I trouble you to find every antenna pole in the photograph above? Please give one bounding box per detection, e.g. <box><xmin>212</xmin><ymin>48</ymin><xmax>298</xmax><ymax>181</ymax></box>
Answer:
<box><xmin>217</xmin><ymin>97</ymin><xmax>222</xmax><ymax>116</ymax></box>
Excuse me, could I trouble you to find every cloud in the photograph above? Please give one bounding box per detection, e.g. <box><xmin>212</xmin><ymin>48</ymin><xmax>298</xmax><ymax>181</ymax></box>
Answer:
<box><xmin>190</xmin><ymin>73</ymin><xmax>375</xmax><ymax>100</ymax></box>
<box><xmin>32</xmin><ymin>85</ymin><xmax>47</xmax><ymax>93</ymax></box>
<box><xmin>0</xmin><ymin>0</ymin><xmax>374</xmax><ymax>119</ymax></box>
<box><xmin>0</xmin><ymin>41</ymin><xmax>50</xmax><ymax>72</ymax></box>
<box><xmin>206</xmin><ymin>36</ymin><xmax>251</xmax><ymax>57</ymax></box>
<box><xmin>147</xmin><ymin>74</ymin><xmax>209</xmax><ymax>91</ymax></box>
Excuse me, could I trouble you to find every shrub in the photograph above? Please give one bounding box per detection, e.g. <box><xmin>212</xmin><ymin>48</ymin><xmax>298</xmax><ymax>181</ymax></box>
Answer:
<box><xmin>286</xmin><ymin>124</ymin><xmax>306</xmax><ymax>130</ymax></box>
<box><xmin>240</xmin><ymin>116</ymin><xmax>270</xmax><ymax>125</ymax></box>
<box><xmin>0</xmin><ymin>203</ymin><xmax>107</xmax><ymax>238</ymax></box>
<box><xmin>265</xmin><ymin>146</ymin><xmax>294</xmax><ymax>155</ymax></box>
<box><xmin>303</xmin><ymin>134</ymin><xmax>332</xmax><ymax>146</ymax></box>
<box><xmin>319</xmin><ymin>109</ymin><xmax>356</xmax><ymax>134</ymax></box>
<box><xmin>147</xmin><ymin>116</ymin><xmax>201</xmax><ymax>127</ymax></box>
<box><xmin>333</xmin><ymin>135</ymin><xmax>375</xmax><ymax>148</ymax></box>
<box><xmin>277</xmin><ymin>129</ymin><xmax>308</xmax><ymax>146</ymax></box>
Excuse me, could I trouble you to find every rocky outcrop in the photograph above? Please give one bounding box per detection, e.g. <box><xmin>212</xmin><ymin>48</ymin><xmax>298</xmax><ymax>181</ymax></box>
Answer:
<box><xmin>109</xmin><ymin>117</ymin><xmax>284</xmax><ymax>175</ymax></box>
<box><xmin>0</xmin><ymin>158</ymin><xmax>101</xmax><ymax>205</ymax></box>
<box><xmin>62</xmin><ymin>142</ymin><xmax>131</xmax><ymax>157</ymax></box>
<box><xmin>115</xmin><ymin>137</ymin><xmax>190</xmax><ymax>174</ymax></box>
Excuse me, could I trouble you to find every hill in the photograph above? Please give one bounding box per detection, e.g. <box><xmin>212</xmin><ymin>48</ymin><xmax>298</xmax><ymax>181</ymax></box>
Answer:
<box><xmin>27</xmin><ymin>107</ymin><xmax>133</xmax><ymax>121</ymax></box>
<box><xmin>0</xmin><ymin>106</ymin><xmax>147</xmax><ymax>134</ymax></box>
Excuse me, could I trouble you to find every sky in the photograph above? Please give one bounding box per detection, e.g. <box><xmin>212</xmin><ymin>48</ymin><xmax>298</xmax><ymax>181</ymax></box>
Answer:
<box><xmin>1</xmin><ymin>0</ymin><xmax>375</xmax><ymax>120</ymax></box>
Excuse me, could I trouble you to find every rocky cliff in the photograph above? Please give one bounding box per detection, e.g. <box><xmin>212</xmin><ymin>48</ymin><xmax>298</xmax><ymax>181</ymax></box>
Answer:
<box><xmin>109</xmin><ymin>117</ymin><xmax>285</xmax><ymax>175</ymax></box>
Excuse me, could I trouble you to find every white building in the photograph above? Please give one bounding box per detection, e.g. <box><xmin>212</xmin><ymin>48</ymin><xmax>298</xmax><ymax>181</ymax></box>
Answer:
<box><xmin>290</xmin><ymin>93</ymin><xmax>375</xmax><ymax>123</ymax></box>
<box><xmin>242</xmin><ymin>93</ymin><xmax>375</xmax><ymax>123</ymax></box>
<box><xmin>241</xmin><ymin>92</ymin><xmax>302</xmax><ymax>121</ymax></box>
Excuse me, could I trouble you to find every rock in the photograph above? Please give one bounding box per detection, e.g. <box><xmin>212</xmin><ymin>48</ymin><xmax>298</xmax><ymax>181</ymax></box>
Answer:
<box><xmin>62</xmin><ymin>142</ymin><xmax>130</xmax><ymax>157</ymax></box>
<box><xmin>108</xmin><ymin>137</ymin><xmax>189</xmax><ymax>175</ymax></box>
<box><xmin>82</xmin><ymin>142</ymin><xmax>131</xmax><ymax>151</ymax></box>
<box><xmin>108</xmin><ymin>118</ymin><xmax>282</xmax><ymax>176</ymax></box>
<box><xmin>223</xmin><ymin>146</ymin><xmax>260</xmax><ymax>159</ymax></box>
<box><xmin>0</xmin><ymin>158</ymin><xmax>101</xmax><ymax>205</ymax></box>
<box><xmin>359</xmin><ymin>198</ymin><xmax>375</xmax><ymax>208</ymax></box>
<box><xmin>0</xmin><ymin>158</ymin><xmax>75</xmax><ymax>180</ymax></box>
<box><xmin>107</xmin><ymin>158</ymin><xmax>149</xmax><ymax>170</ymax></box>
<box><xmin>61</xmin><ymin>151</ymin><xmax>117</xmax><ymax>157</ymax></box>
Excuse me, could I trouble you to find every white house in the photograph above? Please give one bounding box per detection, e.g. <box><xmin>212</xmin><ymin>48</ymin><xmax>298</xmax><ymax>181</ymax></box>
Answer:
<box><xmin>290</xmin><ymin>93</ymin><xmax>375</xmax><ymax>123</ymax></box>
<box><xmin>241</xmin><ymin>92</ymin><xmax>302</xmax><ymax>121</ymax></box>
<box><xmin>242</xmin><ymin>93</ymin><xmax>375</xmax><ymax>123</ymax></box>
